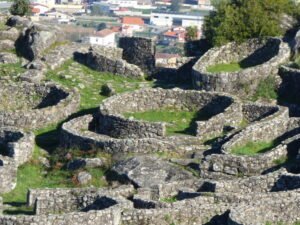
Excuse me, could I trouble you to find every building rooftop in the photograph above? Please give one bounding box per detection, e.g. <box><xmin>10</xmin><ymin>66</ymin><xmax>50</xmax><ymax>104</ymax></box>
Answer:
<box><xmin>122</xmin><ymin>16</ymin><xmax>144</xmax><ymax>25</ymax></box>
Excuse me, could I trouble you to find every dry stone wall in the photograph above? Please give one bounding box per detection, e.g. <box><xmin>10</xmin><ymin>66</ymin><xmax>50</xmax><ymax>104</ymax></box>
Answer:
<box><xmin>98</xmin><ymin>88</ymin><xmax>242</xmax><ymax>139</ymax></box>
<box><xmin>192</xmin><ymin>38</ymin><xmax>290</xmax><ymax>96</ymax></box>
<box><xmin>0</xmin><ymin>81</ymin><xmax>80</xmax><ymax>129</ymax></box>
<box><xmin>119</xmin><ymin>37</ymin><xmax>155</xmax><ymax>74</ymax></box>
<box><xmin>0</xmin><ymin>127</ymin><xmax>34</xmax><ymax>193</ymax></box>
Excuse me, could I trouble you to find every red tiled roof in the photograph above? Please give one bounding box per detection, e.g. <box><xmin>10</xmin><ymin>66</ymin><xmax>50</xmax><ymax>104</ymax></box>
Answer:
<box><xmin>31</xmin><ymin>7</ymin><xmax>40</xmax><ymax>13</ymax></box>
<box><xmin>163</xmin><ymin>31</ymin><xmax>177</xmax><ymax>37</ymax></box>
<box><xmin>95</xmin><ymin>29</ymin><xmax>115</xmax><ymax>37</ymax></box>
<box><xmin>122</xmin><ymin>17</ymin><xmax>144</xmax><ymax>25</ymax></box>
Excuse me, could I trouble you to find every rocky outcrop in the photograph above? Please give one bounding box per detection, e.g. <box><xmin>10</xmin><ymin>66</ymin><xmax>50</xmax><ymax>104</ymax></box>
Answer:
<box><xmin>112</xmin><ymin>156</ymin><xmax>195</xmax><ymax>188</ymax></box>
<box><xmin>0</xmin><ymin>52</ymin><xmax>18</xmax><ymax>64</ymax></box>
<box><xmin>16</xmin><ymin>25</ymin><xmax>57</xmax><ymax>61</ymax></box>
<box><xmin>0</xmin><ymin>27</ymin><xmax>19</xmax><ymax>41</ymax></box>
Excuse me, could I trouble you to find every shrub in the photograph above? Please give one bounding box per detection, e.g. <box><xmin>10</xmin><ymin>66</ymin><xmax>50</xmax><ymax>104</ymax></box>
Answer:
<box><xmin>204</xmin><ymin>0</ymin><xmax>299</xmax><ymax>47</ymax></box>
<box><xmin>10</xmin><ymin>0</ymin><xmax>30</xmax><ymax>16</ymax></box>
<box><xmin>252</xmin><ymin>76</ymin><xmax>278</xmax><ymax>101</ymax></box>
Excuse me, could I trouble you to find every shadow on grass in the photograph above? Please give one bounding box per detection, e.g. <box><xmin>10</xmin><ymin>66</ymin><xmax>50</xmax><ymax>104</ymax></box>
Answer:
<box><xmin>3</xmin><ymin>203</ymin><xmax>34</xmax><ymax>215</ymax></box>
<box><xmin>35</xmin><ymin>107</ymin><xmax>99</xmax><ymax>153</ymax></box>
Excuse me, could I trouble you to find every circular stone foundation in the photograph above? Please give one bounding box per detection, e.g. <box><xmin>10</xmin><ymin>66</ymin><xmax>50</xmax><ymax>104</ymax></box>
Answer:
<box><xmin>192</xmin><ymin>38</ymin><xmax>290</xmax><ymax>95</ymax></box>
<box><xmin>0</xmin><ymin>81</ymin><xmax>80</xmax><ymax>129</ymax></box>
<box><xmin>200</xmin><ymin>104</ymin><xmax>300</xmax><ymax>177</ymax></box>
<box><xmin>0</xmin><ymin>126</ymin><xmax>35</xmax><ymax>193</ymax></box>
<box><xmin>61</xmin><ymin>88</ymin><xmax>243</xmax><ymax>154</ymax></box>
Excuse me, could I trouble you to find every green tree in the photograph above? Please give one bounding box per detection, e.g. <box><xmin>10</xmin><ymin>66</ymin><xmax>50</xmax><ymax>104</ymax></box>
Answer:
<box><xmin>204</xmin><ymin>0</ymin><xmax>299</xmax><ymax>46</ymax></box>
<box><xmin>96</xmin><ymin>23</ymin><xmax>107</xmax><ymax>31</ymax></box>
<box><xmin>170</xmin><ymin>0</ymin><xmax>181</xmax><ymax>12</ymax></box>
<box><xmin>10</xmin><ymin>0</ymin><xmax>30</xmax><ymax>16</ymax></box>
<box><xmin>185</xmin><ymin>26</ymin><xmax>198</xmax><ymax>41</ymax></box>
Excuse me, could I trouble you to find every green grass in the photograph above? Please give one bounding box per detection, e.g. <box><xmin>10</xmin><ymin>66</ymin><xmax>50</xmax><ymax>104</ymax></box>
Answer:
<box><xmin>206</xmin><ymin>62</ymin><xmax>242</xmax><ymax>73</ymax></box>
<box><xmin>273</xmin><ymin>156</ymin><xmax>288</xmax><ymax>165</ymax></box>
<box><xmin>231</xmin><ymin>140</ymin><xmax>276</xmax><ymax>156</ymax></box>
<box><xmin>46</xmin><ymin>59</ymin><xmax>151</xmax><ymax>110</ymax></box>
<box><xmin>123</xmin><ymin>108</ymin><xmax>210</xmax><ymax>135</ymax></box>
<box><xmin>0</xmin><ymin>61</ymin><xmax>26</xmax><ymax>80</ymax></box>
<box><xmin>252</xmin><ymin>76</ymin><xmax>278</xmax><ymax>101</ymax></box>
<box><xmin>160</xmin><ymin>196</ymin><xmax>177</xmax><ymax>203</ymax></box>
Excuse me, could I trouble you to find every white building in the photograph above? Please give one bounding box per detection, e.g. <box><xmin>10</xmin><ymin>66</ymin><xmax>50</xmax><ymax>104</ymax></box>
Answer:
<box><xmin>31</xmin><ymin>3</ymin><xmax>49</xmax><ymax>14</ymax></box>
<box><xmin>150</xmin><ymin>11</ymin><xmax>210</xmax><ymax>30</ymax></box>
<box><xmin>31</xmin><ymin>0</ymin><xmax>55</xmax><ymax>7</ymax></box>
<box><xmin>182</xmin><ymin>19</ymin><xmax>203</xmax><ymax>29</ymax></box>
<box><xmin>82</xmin><ymin>29</ymin><xmax>116</xmax><ymax>47</ymax></box>
<box><xmin>107</xmin><ymin>0</ymin><xmax>138</xmax><ymax>8</ymax></box>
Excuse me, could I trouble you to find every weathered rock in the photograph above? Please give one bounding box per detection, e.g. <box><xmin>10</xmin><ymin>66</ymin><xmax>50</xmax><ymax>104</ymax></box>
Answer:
<box><xmin>25</xmin><ymin>59</ymin><xmax>47</xmax><ymax>70</ymax></box>
<box><xmin>17</xmin><ymin>25</ymin><xmax>57</xmax><ymax>61</ymax></box>
<box><xmin>0</xmin><ymin>39</ymin><xmax>14</xmax><ymax>51</ymax></box>
<box><xmin>112</xmin><ymin>156</ymin><xmax>194</xmax><ymax>188</ymax></box>
<box><xmin>0</xmin><ymin>52</ymin><xmax>18</xmax><ymax>64</ymax></box>
<box><xmin>0</xmin><ymin>27</ymin><xmax>19</xmax><ymax>41</ymax></box>
<box><xmin>6</xmin><ymin>15</ymin><xmax>32</xmax><ymax>28</ymax></box>
<box><xmin>67</xmin><ymin>158</ymin><xmax>104</xmax><ymax>170</ymax></box>
<box><xmin>19</xmin><ymin>69</ymin><xmax>45</xmax><ymax>83</ymax></box>
<box><xmin>77</xmin><ymin>171</ymin><xmax>92</xmax><ymax>185</ymax></box>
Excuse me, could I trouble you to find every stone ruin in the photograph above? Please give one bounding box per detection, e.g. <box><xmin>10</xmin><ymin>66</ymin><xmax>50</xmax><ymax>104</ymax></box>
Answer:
<box><xmin>2</xmin><ymin>14</ymin><xmax>300</xmax><ymax>225</ymax></box>
<box><xmin>192</xmin><ymin>38</ymin><xmax>290</xmax><ymax>96</ymax></box>
<box><xmin>0</xmin><ymin>81</ymin><xmax>80</xmax><ymax>129</ymax></box>
<box><xmin>0</xmin><ymin>127</ymin><xmax>34</xmax><ymax>193</ymax></box>
<box><xmin>61</xmin><ymin>88</ymin><xmax>244</xmax><ymax>154</ymax></box>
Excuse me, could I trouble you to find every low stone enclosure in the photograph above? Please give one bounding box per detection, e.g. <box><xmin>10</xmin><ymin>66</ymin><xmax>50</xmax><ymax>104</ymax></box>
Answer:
<box><xmin>192</xmin><ymin>38</ymin><xmax>290</xmax><ymax>95</ymax></box>
<box><xmin>61</xmin><ymin>88</ymin><xmax>248</xmax><ymax>153</ymax></box>
<box><xmin>0</xmin><ymin>127</ymin><xmax>34</xmax><ymax>193</ymax></box>
<box><xmin>0</xmin><ymin>81</ymin><xmax>80</xmax><ymax>129</ymax></box>
<box><xmin>1</xmin><ymin>170</ymin><xmax>300</xmax><ymax>225</ymax></box>
<box><xmin>61</xmin><ymin>88</ymin><xmax>296</xmax><ymax>158</ymax></box>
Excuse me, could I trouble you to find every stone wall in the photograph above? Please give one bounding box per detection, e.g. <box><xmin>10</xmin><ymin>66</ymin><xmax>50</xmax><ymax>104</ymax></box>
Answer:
<box><xmin>200</xmin><ymin>105</ymin><xmax>291</xmax><ymax>176</ymax></box>
<box><xmin>0</xmin><ymin>81</ymin><xmax>80</xmax><ymax>129</ymax></box>
<box><xmin>278</xmin><ymin>65</ymin><xmax>300</xmax><ymax>101</ymax></box>
<box><xmin>192</xmin><ymin>38</ymin><xmax>290</xmax><ymax>96</ymax></box>
<box><xmin>0</xmin><ymin>127</ymin><xmax>34</xmax><ymax>166</ymax></box>
<box><xmin>228</xmin><ymin>191</ymin><xmax>300</xmax><ymax>225</ymax></box>
<box><xmin>30</xmin><ymin>186</ymin><xmax>134</xmax><ymax>215</ymax></box>
<box><xmin>98</xmin><ymin>88</ymin><xmax>242</xmax><ymax>139</ymax></box>
<box><xmin>0</xmin><ymin>156</ymin><xmax>17</xmax><ymax>193</ymax></box>
<box><xmin>119</xmin><ymin>37</ymin><xmax>155</xmax><ymax>74</ymax></box>
<box><xmin>61</xmin><ymin>114</ymin><xmax>205</xmax><ymax>154</ymax></box>
<box><xmin>0</xmin><ymin>127</ymin><xmax>34</xmax><ymax>193</ymax></box>
<box><xmin>79</xmin><ymin>47</ymin><xmax>144</xmax><ymax>79</ymax></box>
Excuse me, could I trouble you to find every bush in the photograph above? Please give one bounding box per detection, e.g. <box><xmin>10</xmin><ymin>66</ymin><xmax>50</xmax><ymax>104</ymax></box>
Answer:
<box><xmin>10</xmin><ymin>0</ymin><xmax>30</xmax><ymax>16</ymax></box>
<box><xmin>204</xmin><ymin>0</ymin><xmax>299</xmax><ymax>47</ymax></box>
<box><xmin>252</xmin><ymin>76</ymin><xmax>278</xmax><ymax>101</ymax></box>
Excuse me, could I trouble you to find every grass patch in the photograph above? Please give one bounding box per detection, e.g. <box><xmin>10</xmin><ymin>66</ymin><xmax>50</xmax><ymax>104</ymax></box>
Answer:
<box><xmin>231</xmin><ymin>140</ymin><xmax>276</xmax><ymax>156</ymax></box>
<box><xmin>46</xmin><ymin>60</ymin><xmax>151</xmax><ymax>110</ymax></box>
<box><xmin>123</xmin><ymin>108</ymin><xmax>211</xmax><ymax>135</ymax></box>
<box><xmin>160</xmin><ymin>196</ymin><xmax>177</xmax><ymax>203</ymax></box>
<box><xmin>0</xmin><ymin>61</ymin><xmax>25</xmax><ymax>80</ymax></box>
<box><xmin>206</xmin><ymin>62</ymin><xmax>242</xmax><ymax>73</ymax></box>
<box><xmin>252</xmin><ymin>76</ymin><xmax>278</xmax><ymax>101</ymax></box>
<box><xmin>273</xmin><ymin>156</ymin><xmax>288</xmax><ymax>165</ymax></box>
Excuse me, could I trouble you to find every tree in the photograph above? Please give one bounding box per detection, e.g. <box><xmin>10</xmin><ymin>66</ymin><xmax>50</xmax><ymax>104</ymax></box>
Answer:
<box><xmin>170</xmin><ymin>0</ymin><xmax>181</xmax><ymax>12</ymax></box>
<box><xmin>203</xmin><ymin>0</ymin><xmax>299</xmax><ymax>47</ymax></box>
<box><xmin>185</xmin><ymin>26</ymin><xmax>198</xmax><ymax>41</ymax></box>
<box><xmin>10</xmin><ymin>0</ymin><xmax>30</xmax><ymax>16</ymax></box>
<box><xmin>96</xmin><ymin>23</ymin><xmax>107</xmax><ymax>31</ymax></box>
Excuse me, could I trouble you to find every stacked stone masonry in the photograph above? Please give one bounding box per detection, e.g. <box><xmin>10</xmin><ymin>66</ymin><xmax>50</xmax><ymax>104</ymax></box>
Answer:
<box><xmin>192</xmin><ymin>38</ymin><xmax>290</xmax><ymax>95</ymax></box>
